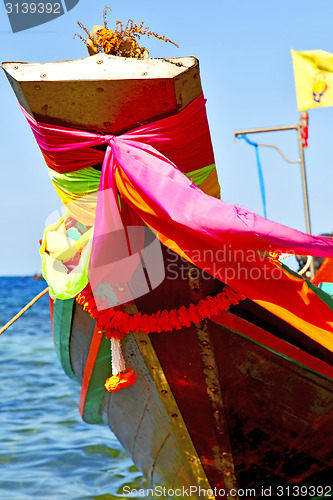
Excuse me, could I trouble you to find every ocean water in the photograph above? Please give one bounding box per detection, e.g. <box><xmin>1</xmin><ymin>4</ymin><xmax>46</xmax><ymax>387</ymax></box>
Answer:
<box><xmin>0</xmin><ymin>277</ymin><xmax>154</xmax><ymax>500</ymax></box>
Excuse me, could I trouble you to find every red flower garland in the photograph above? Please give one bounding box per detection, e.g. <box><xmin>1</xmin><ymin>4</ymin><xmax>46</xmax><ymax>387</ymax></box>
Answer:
<box><xmin>76</xmin><ymin>285</ymin><xmax>244</xmax><ymax>340</ymax></box>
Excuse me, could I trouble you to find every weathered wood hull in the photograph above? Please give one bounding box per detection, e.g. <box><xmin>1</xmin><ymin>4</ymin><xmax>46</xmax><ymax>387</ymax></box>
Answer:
<box><xmin>51</xmin><ymin>246</ymin><xmax>333</xmax><ymax>499</ymax></box>
<box><xmin>4</xmin><ymin>53</ymin><xmax>333</xmax><ymax>499</ymax></box>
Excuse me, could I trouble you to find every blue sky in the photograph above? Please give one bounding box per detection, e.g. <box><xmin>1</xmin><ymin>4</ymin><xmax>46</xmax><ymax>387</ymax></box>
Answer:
<box><xmin>1</xmin><ymin>0</ymin><xmax>333</xmax><ymax>275</ymax></box>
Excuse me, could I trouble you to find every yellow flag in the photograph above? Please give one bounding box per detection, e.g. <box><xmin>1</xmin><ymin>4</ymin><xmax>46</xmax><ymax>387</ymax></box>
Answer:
<box><xmin>291</xmin><ymin>49</ymin><xmax>333</xmax><ymax>110</ymax></box>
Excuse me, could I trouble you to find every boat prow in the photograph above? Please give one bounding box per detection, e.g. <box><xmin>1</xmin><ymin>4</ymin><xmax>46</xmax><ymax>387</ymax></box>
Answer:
<box><xmin>2</xmin><ymin>54</ymin><xmax>201</xmax><ymax>134</ymax></box>
<box><xmin>3</xmin><ymin>51</ymin><xmax>333</xmax><ymax>499</ymax></box>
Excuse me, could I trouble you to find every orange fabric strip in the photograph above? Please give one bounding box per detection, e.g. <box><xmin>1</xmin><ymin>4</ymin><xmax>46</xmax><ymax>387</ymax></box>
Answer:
<box><xmin>312</xmin><ymin>257</ymin><xmax>333</xmax><ymax>287</ymax></box>
<box><xmin>197</xmin><ymin>168</ymin><xmax>221</xmax><ymax>198</ymax></box>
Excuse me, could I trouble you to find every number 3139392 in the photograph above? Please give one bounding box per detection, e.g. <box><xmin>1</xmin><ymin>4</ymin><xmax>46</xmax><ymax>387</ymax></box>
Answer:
<box><xmin>276</xmin><ymin>485</ymin><xmax>332</xmax><ymax>497</ymax></box>
<box><xmin>5</xmin><ymin>3</ymin><xmax>62</xmax><ymax>14</ymax></box>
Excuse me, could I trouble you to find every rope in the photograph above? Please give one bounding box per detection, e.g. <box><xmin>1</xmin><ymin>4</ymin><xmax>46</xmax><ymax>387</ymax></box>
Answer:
<box><xmin>238</xmin><ymin>134</ymin><xmax>267</xmax><ymax>218</ymax></box>
<box><xmin>298</xmin><ymin>255</ymin><xmax>312</xmax><ymax>276</ymax></box>
<box><xmin>0</xmin><ymin>286</ymin><xmax>49</xmax><ymax>336</ymax></box>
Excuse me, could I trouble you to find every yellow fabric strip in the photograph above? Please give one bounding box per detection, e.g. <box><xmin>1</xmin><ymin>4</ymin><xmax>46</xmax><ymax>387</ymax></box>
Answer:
<box><xmin>40</xmin><ymin>217</ymin><xmax>93</xmax><ymax>299</ymax></box>
<box><xmin>53</xmin><ymin>182</ymin><xmax>98</xmax><ymax>227</ymax></box>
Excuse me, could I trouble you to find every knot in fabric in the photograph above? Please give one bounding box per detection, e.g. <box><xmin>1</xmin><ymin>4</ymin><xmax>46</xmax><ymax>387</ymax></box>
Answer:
<box><xmin>104</xmin><ymin>134</ymin><xmax>115</xmax><ymax>146</ymax></box>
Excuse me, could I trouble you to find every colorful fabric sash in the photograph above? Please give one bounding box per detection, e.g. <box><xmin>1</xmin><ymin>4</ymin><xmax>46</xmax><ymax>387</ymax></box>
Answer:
<box><xmin>21</xmin><ymin>95</ymin><xmax>333</xmax><ymax>351</ymax></box>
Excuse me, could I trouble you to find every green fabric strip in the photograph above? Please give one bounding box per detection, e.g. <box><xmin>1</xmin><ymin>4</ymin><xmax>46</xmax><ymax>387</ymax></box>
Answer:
<box><xmin>52</xmin><ymin>298</ymin><xmax>77</xmax><ymax>381</ymax></box>
<box><xmin>50</xmin><ymin>164</ymin><xmax>214</xmax><ymax>195</ymax></box>
<box><xmin>82</xmin><ymin>335</ymin><xmax>112</xmax><ymax>425</ymax></box>
<box><xmin>49</xmin><ymin>166</ymin><xmax>101</xmax><ymax>195</ymax></box>
<box><xmin>184</xmin><ymin>164</ymin><xmax>215</xmax><ymax>186</ymax></box>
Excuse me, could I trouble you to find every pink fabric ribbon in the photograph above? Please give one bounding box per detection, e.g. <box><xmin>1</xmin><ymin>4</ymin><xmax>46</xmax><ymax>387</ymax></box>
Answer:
<box><xmin>21</xmin><ymin>96</ymin><xmax>333</xmax><ymax>261</ymax></box>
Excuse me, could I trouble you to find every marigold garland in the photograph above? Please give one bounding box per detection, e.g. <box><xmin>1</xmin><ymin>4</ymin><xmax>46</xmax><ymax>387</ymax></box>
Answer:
<box><xmin>104</xmin><ymin>369</ymin><xmax>137</xmax><ymax>392</ymax></box>
<box><xmin>77</xmin><ymin>284</ymin><xmax>244</xmax><ymax>392</ymax></box>
<box><xmin>76</xmin><ymin>285</ymin><xmax>244</xmax><ymax>340</ymax></box>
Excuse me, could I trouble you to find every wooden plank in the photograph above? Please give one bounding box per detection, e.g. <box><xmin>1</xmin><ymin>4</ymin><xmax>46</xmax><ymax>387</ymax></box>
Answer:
<box><xmin>100</xmin><ymin>332</ymin><xmax>213</xmax><ymax>497</ymax></box>
<box><xmin>211</xmin><ymin>325</ymin><xmax>333</xmax><ymax>489</ymax></box>
<box><xmin>2</xmin><ymin>55</ymin><xmax>201</xmax><ymax>134</ymax></box>
<box><xmin>52</xmin><ymin>297</ymin><xmax>77</xmax><ymax>381</ymax></box>
<box><xmin>212</xmin><ymin>311</ymin><xmax>333</xmax><ymax>381</ymax></box>
<box><xmin>69</xmin><ymin>301</ymin><xmax>96</xmax><ymax>380</ymax></box>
